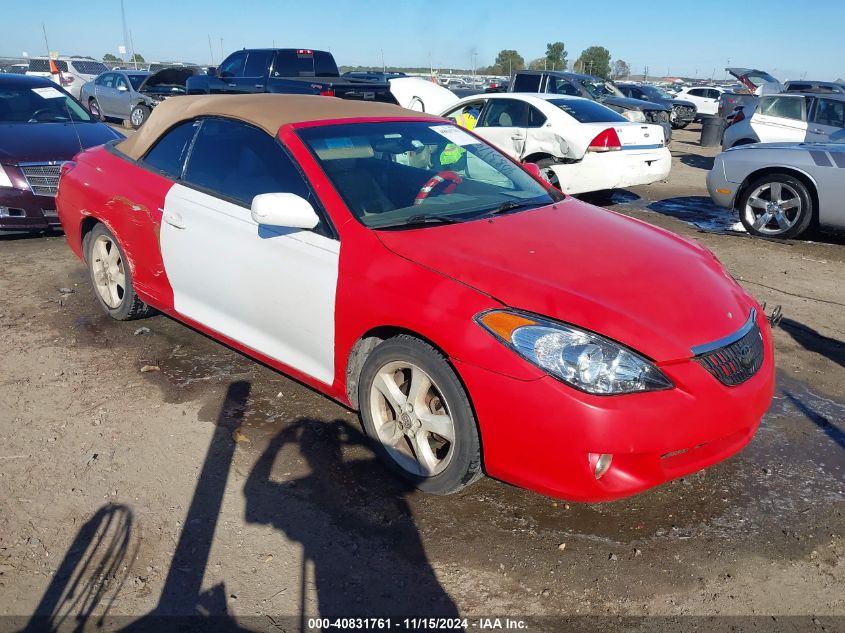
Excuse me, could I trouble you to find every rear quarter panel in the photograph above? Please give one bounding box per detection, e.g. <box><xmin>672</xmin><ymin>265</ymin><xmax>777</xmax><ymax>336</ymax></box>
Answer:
<box><xmin>57</xmin><ymin>145</ymin><xmax>176</xmax><ymax>308</ymax></box>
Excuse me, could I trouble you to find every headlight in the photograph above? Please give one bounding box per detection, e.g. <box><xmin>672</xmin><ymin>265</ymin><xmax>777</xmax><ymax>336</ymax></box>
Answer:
<box><xmin>476</xmin><ymin>310</ymin><xmax>672</xmax><ymax>395</ymax></box>
<box><xmin>0</xmin><ymin>165</ymin><xmax>14</xmax><ymax>189</ymax></box>
<box><xmin>621</xmin><ymin>110</ymin><xmax>646</xmax><ymax>123</ymax></box>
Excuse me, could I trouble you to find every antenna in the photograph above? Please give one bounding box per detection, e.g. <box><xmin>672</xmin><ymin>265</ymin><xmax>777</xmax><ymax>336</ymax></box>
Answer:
<box><xmin>63</xmin><ymin>96</ymin><xmax>85</xmax><ymax>156</ymax></box>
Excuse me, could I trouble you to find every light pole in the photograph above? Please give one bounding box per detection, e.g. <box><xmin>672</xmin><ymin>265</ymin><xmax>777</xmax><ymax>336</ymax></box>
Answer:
<box><xmin>120</xmin><ymin>0</ymin><xmax>130</xmax><ymax>63</ymax></box>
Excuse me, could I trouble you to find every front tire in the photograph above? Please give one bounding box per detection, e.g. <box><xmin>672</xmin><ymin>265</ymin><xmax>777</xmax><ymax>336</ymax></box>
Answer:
<box><xmin>130</xmin><ymin>104</ymin><xmax>150</xmax><ymax>129</ymax></box>
<box><xmin>88</xmin><ymin>98</ymin><xmax>103</xmax><ymax>121</ymax></box>
<box><xmin>85</xmin><ymin>224</ymin><xmax>153</xmax><ymax>320</ymax></box>
<box><xmin>738</xmin><ymin>174</ymin><xmax>814</xmax><ymax>239</ymax></box>
<box><xmin>672</xmin><ymin>120</ymin><xmax>690</xmax><ymax>129</ymax></box>
<box><xmin>358</xmin><ymin>335</ymin><xmax>482</xmax><ymax>495</ymax></box>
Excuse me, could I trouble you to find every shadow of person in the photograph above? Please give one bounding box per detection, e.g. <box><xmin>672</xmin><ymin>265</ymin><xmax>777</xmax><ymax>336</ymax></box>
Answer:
<box><xmin>244</xmin><ymin>418</ymin><xmax>460</xmax><ymax>624</ymax></box>
<box><xmin>23</xmin><ymin>504</ymin><xmax>138</xmax><ymax>633</ymax></box>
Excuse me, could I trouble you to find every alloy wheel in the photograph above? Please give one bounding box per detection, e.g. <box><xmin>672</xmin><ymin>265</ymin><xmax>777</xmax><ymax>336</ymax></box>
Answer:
<box><xmin>368</xmin><ymin>361</ymin><xmax>456</xmax><ymax>477</ymax></box>
<box><xmin>743</xmin><ymin>181</ymin><xmax>802</xmax><ymax>235</ymax></box>
<box><xmin>91</xmin><ymin>235</ymin><xmax>126</xmax><ymax>308</ymax></box>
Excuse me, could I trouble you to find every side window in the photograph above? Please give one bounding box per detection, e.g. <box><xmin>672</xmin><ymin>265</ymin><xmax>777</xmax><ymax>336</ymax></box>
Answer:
<box><xmin>688</xmin><ymin>88</ymin><xmax>703</xmax><ymax>97</ymax></box>
<box><xmin>183</xmin><ymin>118</ymin><xmax>310</xmax><ymax>206</ymax></box>
<box><xmin>115</xmin><ymin>76</ymin><xmax>128</xmax><ymax>91</ymax></box>
<box><xmin>95</xmin><ymin>73</ymin><xmax>111</xmax><ymax>87</ymax></box>
<box><xmin>141</xmin><ymin>120</ymin><xmax>199</xmax><ymax>179</ymax></box>
<box><xmin>478</xmin><ymin>100</ymin><xmax>528</xmax><ymax>128</ymax></box>
<box><xmin>787</xmin><ymin>83</ymin><xmax>811</xmax><ymax>92</ymax></box>
<box><xmin>511</xmin><ymin>73</ymin><xmax>541</xmax><ymax>92</ymax></box>
<box><xmin>547</xmin><ymin>77</ymin><xmax>579</xmax><ymax>96</ymax></box>
<box><xmin>526</xmin><ymin>104</ymin><xmax>546</xmax><ymax>127</ymax></box>
<box><xmin>444</xmin><ymin>101</ymin><xmax>485</xmax><ymax>130</ymax></box>
<box><xmin>243</xmin><ymin>51</ymin><xmax>272</xmax><ymax>78</ymax></box>
<box><xmin>219</xmin><ymin>51</ymin><xmax>247</xmax><ymax>78</ymax></box>
<box><xmin>812</xmin><ymin>98</ymin><xmax>845</xmax><ymax>128</ymax></box>
<box><xmin>101</xmin><ymin>74</ymin><xmax>115</xmax><ymax>88</ymax></box>
<box><xmin>759</xmin><ymin>96</ymin><xmax>804</xmax><ymax>121</ymax></box>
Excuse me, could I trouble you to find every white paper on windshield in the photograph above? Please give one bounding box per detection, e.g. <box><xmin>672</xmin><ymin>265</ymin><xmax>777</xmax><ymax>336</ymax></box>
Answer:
<box><xmin>430</xmin><ymin>125</ymin><xmax>479</xmax><ymax>146</ymax></box>
<box><xmin>32</xmin><ymin>86</ymin><xmax>64</xmax><ymax>99</ymax></box>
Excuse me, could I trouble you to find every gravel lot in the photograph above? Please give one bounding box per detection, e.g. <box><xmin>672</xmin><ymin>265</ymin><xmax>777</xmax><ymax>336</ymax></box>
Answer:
<box><xmin>0</xmin><ymin>124</ymin><xmax>843</xmax><ymax>631</ymax></box>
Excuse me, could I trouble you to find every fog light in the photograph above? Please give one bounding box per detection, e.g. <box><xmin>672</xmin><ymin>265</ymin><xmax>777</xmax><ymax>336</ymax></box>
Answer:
<box><xmin>594</xmin><ymin>453</ymin><xmax>613</xmax><ymax>479</ymax></box>
<box><xmin>0</xmin><ymin>207</ymin><xmax>25</xmax><ymax>218</ymax></box>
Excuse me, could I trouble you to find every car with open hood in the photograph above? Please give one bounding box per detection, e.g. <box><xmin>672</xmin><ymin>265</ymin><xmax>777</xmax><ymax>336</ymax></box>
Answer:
<box><xmin>0</xmin><ymin>74</ymin><xmax>123</xmax><ymax>233</ymax></box>
<box><xmin>55</xmin><ymin>94</ymin><xmax>774</xmax><ymax>502</ymax></box>
<box><xmin>80</xmin><ymin>67</ymin><xmax>201</xmax><ymax>128</ymax></box>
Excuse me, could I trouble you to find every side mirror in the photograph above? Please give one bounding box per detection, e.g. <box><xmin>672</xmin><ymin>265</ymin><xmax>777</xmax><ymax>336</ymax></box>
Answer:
<box><xmin>522</xmin><ymin>162</ymin><xmax>542</xmax><ymax>179</ymax></box>
<box><xmin>206</xmin><ymin>66</ymin><xmax>217</xmax><ymax>77</ymax></box>
<box><xmin>251</xmin><ymin>192</ymin><xmax>319</xmax><ymax>230</ymax></box>
<box><xmin>117</xmin><ymin>84</ymin><xmax>128</xmax><ymax>92</ymax></box>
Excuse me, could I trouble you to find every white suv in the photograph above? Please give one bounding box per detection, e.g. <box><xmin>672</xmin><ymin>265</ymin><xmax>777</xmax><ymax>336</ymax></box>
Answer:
<box><xmin>675</xmin><ymin>86</ymin><xmax>731</xmax><ymax>117</ymax></box>
<box><xmin>26</xmin><ymin>57</ymin><xmax>109</xmax><ymax>99</ymax></box>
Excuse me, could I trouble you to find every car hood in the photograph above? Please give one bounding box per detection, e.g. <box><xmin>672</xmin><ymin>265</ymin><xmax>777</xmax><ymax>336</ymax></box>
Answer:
<box><xmin>376</xmin><ymin>200</ymin><xmax>753</xmax><ymax>362</ymax></box>
<box><xmin>0</xmin><ymin>122</ymin><xmax>123</xmax><ymax>164</ymax></box>
<box><xmin>672</xmin><ymin>98</ymin><xmax>696</xmax><ymax>108</ymax></box>
<box><xmin>138</xmin><ymin>67</ymin><xmax>199</xmax><ymax>92</ymax></box>
<box><xmin>600</xmin><ymin>95</ymin><xmax>670</xmax><ymax>112</ymax></box>
<box><xmin>727</xmin><ymin>141</ymin><xmax>845</xmax><ymax>153</ymax></box>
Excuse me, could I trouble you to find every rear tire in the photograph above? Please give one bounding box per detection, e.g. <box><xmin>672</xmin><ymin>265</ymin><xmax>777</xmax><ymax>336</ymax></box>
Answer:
<box><xmin>357</xmin><ymin>335</ymin><xmax>482</xmax><ymax>495</ymax></box>
<box><xmin>737</xmin><ymin>173</ymin><xmax>814</xmax><ymax>239</ymax></box>
<box><xmin>85</xmin><ymin>224</ymin><xmax>153</xmax><ymax>320</ymax></box>
<box><xmin>130</xmin><ymin>105</ymin><xmax>150</xmax><ymax>129</ymax></box>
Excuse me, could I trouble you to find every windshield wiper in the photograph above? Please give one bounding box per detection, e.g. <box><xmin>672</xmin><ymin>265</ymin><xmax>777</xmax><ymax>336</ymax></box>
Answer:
<box><xmin>484</xmin><ymin>200</ymin><xmax>544</xmax><ymax>217</ymax></box>
<box><xmin>379</xmin><ymin>213</ymin><xmax>463</xmax><ymax>229</ymax></box>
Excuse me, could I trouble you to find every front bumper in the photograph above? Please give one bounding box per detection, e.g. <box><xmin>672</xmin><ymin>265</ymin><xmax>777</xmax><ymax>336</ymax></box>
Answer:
<box><xmin>549</xmin><ymin>147</ymin><xmax>671</xmax><ymax>195</ymax></box>
<box><xmin>0</xmin><ymin>187</ymin><xmax>62</xmax><ymax>233</ymax></box>
<box><xmin>454</xmin><ymin>311</ymin><xmax>775</xmax><ymax>502</ymax></box>
<box><xmin>705</xmin><ymin>163</ymin><xmax>738</xmax><ymax>209</ymax></box>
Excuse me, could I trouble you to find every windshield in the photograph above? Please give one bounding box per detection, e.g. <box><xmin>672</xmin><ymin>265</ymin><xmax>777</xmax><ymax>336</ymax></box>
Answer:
<box><xmin>297</xmin><ymin>121</ymin><xmax>562</xmax><ymax>229</ymax></box>
<box><xmin>582</xmin><ymin>80</ymin><xmax>623</xmax><ymax>99</ymax></box>
<box><xmin>640</xmin><ymin>85</ymin><xmax>673</xmax><ymax>100</ymax></box>
<box><xmin>0</xmin><ymin>86</ymin><xmax>93</xmax><ymax>123</ymax></box>
<box><xmin>743</xmin><ymin>71</ymin><xmax>779</xmax><ymax>88</ymax></box>
<box><xmin>126</xmin><ymin>74</ymin><xmax>147</xmax><ymax>90</ymax></box>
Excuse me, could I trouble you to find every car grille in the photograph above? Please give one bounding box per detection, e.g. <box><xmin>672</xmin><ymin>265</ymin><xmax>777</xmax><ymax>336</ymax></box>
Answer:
<box><xmin>20</xmin><ymin>163</ymin><xmax>64</xmax><ymax>197</ymax></box>
<box><xmin>694</xmin><ymin>317</ymin><xmax>764</xmax><ymax>386</ymax></box>
<box><xmin>646</xmin><ymin>110</ymin><xmax>670</xmax><ymax>124</ymax></box>
<box><xmin>673</xmin><ymin>105</ymin><xmax>696</xmax><ymax>121</ymax></box>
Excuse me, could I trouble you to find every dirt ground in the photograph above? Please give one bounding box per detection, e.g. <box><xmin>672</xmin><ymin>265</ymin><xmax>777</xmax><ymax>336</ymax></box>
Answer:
<box><xmin>0</xmin><ymin>124</ymin><xmax>843</xmax><ymax>632</ymax></box>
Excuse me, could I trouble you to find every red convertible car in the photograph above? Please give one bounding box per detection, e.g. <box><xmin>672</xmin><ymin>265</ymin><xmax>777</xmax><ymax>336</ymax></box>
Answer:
<box><xmin>56</xmin><ymin>94</ymin><xmax>775</xmax><ymax>502</ymax></box>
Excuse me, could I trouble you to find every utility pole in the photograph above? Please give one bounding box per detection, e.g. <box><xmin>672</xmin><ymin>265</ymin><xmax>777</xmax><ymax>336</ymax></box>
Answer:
<box><xmin>129</xmin><ymin>30</ymin><xmax>137</xmax><ymax>69</ymax></box>
<box><xmin>381</xmin><ymin>48</ymin><xmax>385</xmax><ymax>73</ymax></box>
<box><xmin>41</xmin><ymin>22</ymin><xmax>51</xmax><ymax>58</ymax></box>
<box><xmin>220</xmin><ymin>37</ymin><xmax>224</xmax><ymax>61</ymax></box>
<box><xmin>208</xmin><ymin>34</ymin><xmax>215</xmax><ymax>66</ymax></box>
<box><xmin>120</xmin><ymin>0</ymin><xmax>130</xmax><ymax>63</ymax></box>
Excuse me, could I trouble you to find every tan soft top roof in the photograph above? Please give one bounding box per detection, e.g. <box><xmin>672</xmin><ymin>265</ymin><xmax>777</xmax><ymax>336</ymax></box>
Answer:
<box><xmin>116</xmin><ymin>93</ymin><xmax>435</xmax><ymax>160</ymax></box>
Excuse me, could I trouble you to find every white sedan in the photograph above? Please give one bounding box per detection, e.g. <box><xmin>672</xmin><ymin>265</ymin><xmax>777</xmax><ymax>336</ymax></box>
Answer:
<box><xmin>439</xmin><ymin>93</ymin><xmax>670</xmax><ymax>195</ymax></box>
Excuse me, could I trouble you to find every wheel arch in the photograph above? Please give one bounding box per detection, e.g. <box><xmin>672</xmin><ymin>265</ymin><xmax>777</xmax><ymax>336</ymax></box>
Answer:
<box><xmin>734</xmin><ymin>166</ymin><xmax>819</xmax><ymax>220</ymax></box>
<box><xmin>522</xmin><ymin>151</ymin><xmax>555</xmax><ymax>164</ymax></box>
<box><xmin>79</xmin><ymin>216</ymin><xmax>102</xmax><ymax>260</ymax></box>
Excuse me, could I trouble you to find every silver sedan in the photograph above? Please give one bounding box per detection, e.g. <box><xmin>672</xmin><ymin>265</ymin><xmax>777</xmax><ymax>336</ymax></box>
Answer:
<box><xmin>707</xmin><ymin>142</ymin><xmax>845</xmax><ymax>239</ymax></box>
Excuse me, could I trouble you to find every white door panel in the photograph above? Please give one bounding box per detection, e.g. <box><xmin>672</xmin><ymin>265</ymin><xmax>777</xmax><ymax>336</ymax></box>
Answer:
<box><xmin>160</xmin><ymin>183</ymin><xmax>339</xmax><ymax>385</ymax></box>
<box><xmin>474</xmin><ymin>127</ymin><xmax>526</xmax><ymax>160</ymax></box>
<box><xmin>751</xmin><ymin>115</ymin><xmax>807</xmax><ymax>143</ymax></box>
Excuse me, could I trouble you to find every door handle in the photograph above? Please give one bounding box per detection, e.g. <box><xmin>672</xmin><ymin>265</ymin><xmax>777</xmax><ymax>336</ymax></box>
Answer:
<box><xmin>511</xmin><ymin>133</ymin><xmax>525</xmax><ymax>140</ymax></box>
<box><xmin>255</xmin><ymin>84</ymin><xmax>264</xmax><ymax>89</ymax></box>
<box><xmin>811</xmin><ymin>128</ymin><xmax>824</xmax><ymax>134</ymax></box>
<box><xmin>227</xmin><ymin>83</ymin><xmax>237</xmax><ymax>87</ymax></box>
<box><xmin>163</xmin><ymin>211</ymin><xmax>186</xmax><ymax>229</ymax></box>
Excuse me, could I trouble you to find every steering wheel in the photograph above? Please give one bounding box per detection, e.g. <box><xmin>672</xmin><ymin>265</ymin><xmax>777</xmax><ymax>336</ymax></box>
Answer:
<box><xmin>28</xmin><ymin>108</ymin><xmax>62</xmax><ymax>123</ymax></box>
<box><xmin>413</xmin><ymin>171</ymin><xmax>463</xmax><ymax>206</ymax></box>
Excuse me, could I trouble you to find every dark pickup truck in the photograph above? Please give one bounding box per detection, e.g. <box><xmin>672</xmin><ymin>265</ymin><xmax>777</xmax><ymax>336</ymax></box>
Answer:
<box><xmin>186</xmin><ymin>48</ymin><xmax>398</xmax><ymax>104</ymax></box>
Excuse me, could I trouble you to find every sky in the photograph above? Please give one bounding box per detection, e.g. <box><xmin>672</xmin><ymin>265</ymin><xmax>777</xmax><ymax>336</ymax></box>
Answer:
<box><xmin>4</xmin><ymin>0</ymin><xmax>843</xmax><ymax>81</ymax></box>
